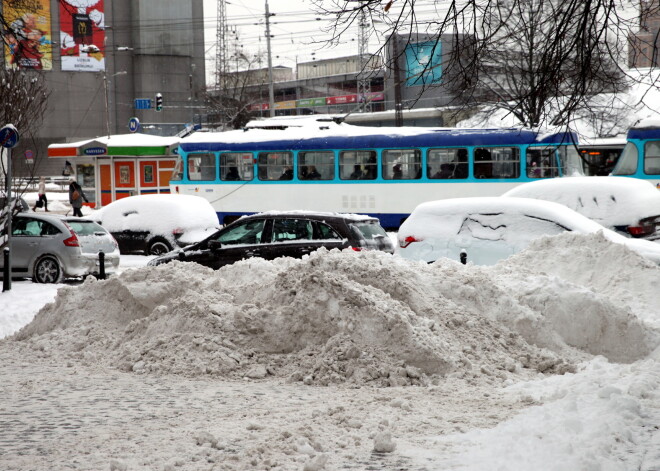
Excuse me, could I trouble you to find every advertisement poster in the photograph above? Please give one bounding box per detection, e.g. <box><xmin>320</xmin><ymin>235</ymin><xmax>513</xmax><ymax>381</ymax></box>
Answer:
<box><xmin>3</xmin><ymin>0</ymin><xmax>53</xmax><ymax>70</ymax></box>
<box><xmin>59</xmin><ymin>0</ymin><xmax>105</xmax><ymax>72</ymax></box>
<box><xmin>405</xmin><ymin>41</ymin><xmax>442</xmax><ymax>87</ymax></box>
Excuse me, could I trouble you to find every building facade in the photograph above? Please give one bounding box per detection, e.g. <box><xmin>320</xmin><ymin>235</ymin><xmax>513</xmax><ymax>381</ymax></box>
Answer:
<box><xmin>2</xmin><ymin>0</ymin><xmax>205</xmax><ymax>177</ymax></box>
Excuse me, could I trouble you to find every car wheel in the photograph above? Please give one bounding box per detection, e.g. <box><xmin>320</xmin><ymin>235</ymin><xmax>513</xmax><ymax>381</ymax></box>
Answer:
<box><xmin>33</xmin><ymin>256</ymin><xmax>63</xmax><ymax>283</ymax></box>
<box><xmin>148</xmin><ymin>238</ymin><xmax>172</xmax><ymax>255</ymax></box>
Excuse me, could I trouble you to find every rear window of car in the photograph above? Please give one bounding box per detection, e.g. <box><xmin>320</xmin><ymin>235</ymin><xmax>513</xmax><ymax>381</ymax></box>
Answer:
<box><xmin>349</xmin><ymin>221</ymin><xmax>388</xmax><ymax>240</ymax></box>
<box><xmin>66</xmin><ymin>220</ymin><xmax>107</xmax><ymax>236</ymax></box>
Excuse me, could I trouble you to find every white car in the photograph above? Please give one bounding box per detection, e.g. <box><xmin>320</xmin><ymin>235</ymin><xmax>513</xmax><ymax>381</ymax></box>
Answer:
<box><xmin>397</xmin><ymin>197</ymin><xmax>660</xmax><ymax>265</ymax></box>
<box><xmin>502</xmin><ymin>176</ymin><xmax>660</xmax><ymax>240</ymax></box>
<box><xmin>91</xmin><ymin>194</ymin><xmax>220</xmax><ymax>255</ymax></box>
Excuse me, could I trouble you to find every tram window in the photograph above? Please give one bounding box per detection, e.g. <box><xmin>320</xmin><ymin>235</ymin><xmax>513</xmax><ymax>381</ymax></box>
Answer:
<box><xmin>474</xmin><ymin>147</ymin><xmax>520</xmax><ymax>179</ymax></box>
<box><xmin>526</xmin><ymin>147</ymin><xmax>560</xmax><ymax>178</ymax></box>
<box><xmin>258</xmin><ymin>152</ymin><xmax>293</xmax><ymax>181</ymax></box>
<box><xmin>644</xmin><ymin>141</ymin><xmax>660</xmax><ymax>174</ymax></box>
<box><xmin>170</xmin><ymin>156</ymin><xmax>184</xmax><ymax>181</ymax></box>
<box><xmin>220</xmin><ymin>152</ymin><xmax>254</xmax><ymax>181</ymax></box>
<box><xmin>612</xmin><ymin>142</ymin><xmax>638</xmax><ymax>175</ymax></box>
<box><xmin>340</xmin><ymin>150</ymin><xmax>377</xmax><ymax>180</ymax></box>
<box><xmin>428</xmin><ymin>148</ymin><xmax>468</xmax><ymax>179</ymax></box>
<box><xmin>188</xmin><ymin>153</ymin><xmax>216</xmax><ymax>181</ymax></box>
<box><xmin>298</xmin><ymin>151</ymin><xmax>334</xmax><ymax>180</ymax></box>
<box><xmin>382</xmin><ymin>149</ymin><xmax>422</xmax><ymax>180</ymax></box>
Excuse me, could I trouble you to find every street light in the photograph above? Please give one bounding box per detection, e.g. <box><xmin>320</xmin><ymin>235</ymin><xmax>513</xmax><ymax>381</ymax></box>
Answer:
<box><xmin>103</xmin><ymin>70</ymin><xmax>127</xmax><ymax>137</ymax></box>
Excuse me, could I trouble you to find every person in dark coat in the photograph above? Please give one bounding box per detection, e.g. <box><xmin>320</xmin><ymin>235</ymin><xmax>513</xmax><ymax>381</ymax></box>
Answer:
<box><xmin>68</xmin><ymin>177</ymin><xmax>88</xmax><ymax>217</ymax></box>
<box><xmin>225</xmin><ymin>166</ymin><xmax>240</xmax><ymax>180</ymax></box>
<box><xmin>306</xmin><ymin>165</ymin><xmax>322</xmax><ymax>180</ymax></box>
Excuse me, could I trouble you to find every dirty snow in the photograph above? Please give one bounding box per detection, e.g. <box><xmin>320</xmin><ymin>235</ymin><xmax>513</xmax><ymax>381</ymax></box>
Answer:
<box><xmin>1</xmin><ymin>232</ymin><xmax>660</xmax><ymax>470</ymax></box>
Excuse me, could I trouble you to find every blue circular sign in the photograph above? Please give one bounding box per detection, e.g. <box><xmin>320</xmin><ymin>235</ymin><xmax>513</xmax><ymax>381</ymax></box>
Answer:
<box><xmin>0</xmin><ymin>124</ymin><xmax>19</xmax><ymax>148</ymax></box>
<box><xmin>128</xmin><ymin>117</ymin><xmax>141</xmax><ymax>133</ymax></box>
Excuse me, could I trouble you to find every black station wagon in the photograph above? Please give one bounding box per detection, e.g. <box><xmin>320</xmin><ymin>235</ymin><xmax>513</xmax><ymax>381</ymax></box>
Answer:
<box><xmin>148</xmin><ymin>211</ymin><xmax>394</xmax><ymax>269</ymax></box>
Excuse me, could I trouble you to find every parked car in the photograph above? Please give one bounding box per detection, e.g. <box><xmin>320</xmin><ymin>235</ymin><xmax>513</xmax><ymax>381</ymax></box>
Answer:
<box><xmin>0</xmin><ymin>213</ymin><xmax>120</xmax><ymax>283</ymax></box>
<box><xmin>91</xmin><ymin>194</ymin><xmax>220</xmax><ymax>255</ymax></box>
<box><xmin>502</xmin><ymin>176</ymin><xmax>660</xmax><ymax>240</ymax></box>
<box><xmin>148</xmin><ymin>211</ymin><xmax>394</xmax><ymax>269</ymax></box>
<box><xmin>397</xmin><ymin>197</ymin><xmax>660</xmax><ymax>265</ymax></box>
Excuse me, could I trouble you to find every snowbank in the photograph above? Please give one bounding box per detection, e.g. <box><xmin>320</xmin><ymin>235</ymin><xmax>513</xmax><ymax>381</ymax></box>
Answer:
<box><xmin>12</xmin><ymin>234</ymin><xmax>659</xmax><ymax>387</ymax></box>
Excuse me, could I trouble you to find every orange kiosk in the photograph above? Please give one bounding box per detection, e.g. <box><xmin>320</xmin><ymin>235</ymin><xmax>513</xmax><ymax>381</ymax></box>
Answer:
<box><xmin>48</xmin><ymin>134</ymin><xmax>180</xmax><ymax>208</ymax></box>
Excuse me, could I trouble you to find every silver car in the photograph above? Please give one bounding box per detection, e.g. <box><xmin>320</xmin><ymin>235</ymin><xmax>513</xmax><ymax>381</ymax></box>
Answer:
<box><xmin>0</xmin><ymin>213</ymin><xmax>120</xmax><ymax>283</ymax></box>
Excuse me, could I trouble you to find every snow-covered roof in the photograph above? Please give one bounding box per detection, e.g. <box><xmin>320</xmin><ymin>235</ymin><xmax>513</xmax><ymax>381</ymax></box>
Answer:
<box><xmin>92</xmin><ymin>194</ymin><xmax>218</xmax><ymax>236</ymax></box>
<box><xmin>502</xmin><ymin>176</ymin><xmax>660</xmax><ymax>227</ymax></box>
<box><xmin>48</xmin><ymin>133</ymin><xmax>180</xmax><ymax>150</ymax></box>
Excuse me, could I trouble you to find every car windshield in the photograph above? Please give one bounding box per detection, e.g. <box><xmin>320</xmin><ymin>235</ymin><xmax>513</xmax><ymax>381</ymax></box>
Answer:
<box><xmin>350</xmin><ymin>221</ymin><xmax>388</xmax><ymax>240</ymax></box>
<box><xmin>66</xmin><ymin>220</ymin><xmax>107</xmax><ymax>235</ymax></box>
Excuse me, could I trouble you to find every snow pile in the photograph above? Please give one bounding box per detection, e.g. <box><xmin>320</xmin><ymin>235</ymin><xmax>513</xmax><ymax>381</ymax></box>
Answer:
<box><xmin>499</xmin><ymin>231</ymin><xmax>660</xmax><ymax>329</ymax></box>
<box><xmin>12</xmin><ymin>233</ymin><xmax>659</xmax><ymax>386</ymax></box>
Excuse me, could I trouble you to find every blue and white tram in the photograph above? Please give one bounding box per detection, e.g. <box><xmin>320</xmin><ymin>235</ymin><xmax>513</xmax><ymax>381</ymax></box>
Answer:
<box><xmin>171</xmin><ymin>119</ymin><xmax>582</xmax><ymax>228</ymax></box>
<box><xmin>611</xmin><ymin>121</ymin><xmax>660</xmax><ymax>188</ymax></box>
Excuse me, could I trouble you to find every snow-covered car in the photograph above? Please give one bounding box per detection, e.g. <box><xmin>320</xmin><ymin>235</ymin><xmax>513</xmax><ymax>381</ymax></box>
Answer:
<box><xmin>502</xmin><ymin>176</ymin><xmax>660</xmax><ymax>240</ymax></box>
<box><xmin>91</xmin><ymin>194</ymin><xmax>220</xmax><ymax>255</ymax></box>
<box><xmin>397</xmin><ymin>197</ymin><xmax>660</xmax><ymax>265</ymax></box>
<box><xmin>0</xmin><ymin>213</ymin><xmax>120</xmax><ymax>283</ymax></box>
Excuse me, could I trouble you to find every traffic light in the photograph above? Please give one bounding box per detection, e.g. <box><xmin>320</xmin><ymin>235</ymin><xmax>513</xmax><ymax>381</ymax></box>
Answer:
<box><xmin>155</xmin><ymin>93</ymin><xmax>163</xmax><ymax>112</ymax></box>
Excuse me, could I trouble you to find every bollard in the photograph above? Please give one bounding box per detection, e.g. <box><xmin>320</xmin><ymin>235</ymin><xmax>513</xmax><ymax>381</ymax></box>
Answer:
<box><xmin>460</xmin><ymin>249</ymin><xmax>467</xmax><ymax>265</ymax></box>
<box><xmin>2</xmin><ymin>247</ymin><xmax>10</xmax><ymax>292</ymax></box>
<box><xmin>98</xmin><ymin>250</ymin><xmax>106</xmax><ymax>280</ymax></box>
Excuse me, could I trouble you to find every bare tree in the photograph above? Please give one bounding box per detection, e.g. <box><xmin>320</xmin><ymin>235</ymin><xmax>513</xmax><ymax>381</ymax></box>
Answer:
<box><xmin>0</xmin><ymin>68</ymin><xmax>50</xmax><ymax>249</ymax></box>
<box><xmin>314</xmin><ymin>0</ymin><xmax>659</xmax><ymax>129</ymax></box>
<box><xmin>206</xmin><ymin>48</ymin><xmax>268</xmax><ymax>130</ymax></box>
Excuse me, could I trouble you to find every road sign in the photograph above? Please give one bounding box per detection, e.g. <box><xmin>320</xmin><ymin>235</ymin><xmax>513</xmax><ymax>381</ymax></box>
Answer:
<box><xmin>128</xmin><ymin>117</ymin><xmax>141</xmax><ymax>133</ymax></box>
<box><xmin>0</xmin><ymin>124</ymin><xmax>19</xmax><ymax>148</ymax></box>
<box><xmin>25</xmin><ymin>149</ymin><xmax>33</xmax><ymax>163</ymax></box>
<box><xmin>134</xmin><ymin>98</ymin><xmax>152</xmax><ymax>110</ymax></box>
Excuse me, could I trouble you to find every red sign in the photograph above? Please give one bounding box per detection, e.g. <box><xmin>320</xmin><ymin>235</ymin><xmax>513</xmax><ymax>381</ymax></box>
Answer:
<box><xmin>249</xmin><ymin>103</ymin><xmax>270</xmax><ymax>111</ymax></box>
<box><xmin>326</xmin><ymin>94</ymin><xmax>358</xmax><ymax>105</ymax></box>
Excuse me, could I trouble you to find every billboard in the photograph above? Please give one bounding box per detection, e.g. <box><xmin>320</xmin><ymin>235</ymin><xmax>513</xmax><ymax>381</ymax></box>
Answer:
<box><xmin>3</xmin><ymin>0</ymin><xmax>53</xmax><ymax>70</ymax></box>
<box><xmin>59</xmin><ymin>0</ymin><xmax>105</xmax><ymax>72</ymax></box>
<box><xmin>405</xmin><ymin>41</ymin><xmax>442</xmax><ymax>87</ymax></box>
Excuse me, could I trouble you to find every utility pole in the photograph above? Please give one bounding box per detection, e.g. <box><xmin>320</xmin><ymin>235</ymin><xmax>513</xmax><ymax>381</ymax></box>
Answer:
<box><xmin>265</xmin><ymin>0</ymin><xmax>275</xmax><ymax>117</ymax></box>
<box><xmin>216</xmin><ymin>0</ymin><xmax>227</xmax><ymax>90</ymax></box>
<box><xmin>392</xmin><ymin>35</ymin><xmax>403</xmax><ymax>127</ymax></box>
<box><xmin>357</xmin><ymin>9</ymin><xmax>372</xmax><ymax>113</ymax></box>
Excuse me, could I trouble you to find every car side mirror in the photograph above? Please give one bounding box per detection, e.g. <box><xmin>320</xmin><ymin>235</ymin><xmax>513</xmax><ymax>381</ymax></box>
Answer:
<box><xmin>208</xmin><ymin>240</ymin><xmax>222</xmax><ymax>251</ymax></box>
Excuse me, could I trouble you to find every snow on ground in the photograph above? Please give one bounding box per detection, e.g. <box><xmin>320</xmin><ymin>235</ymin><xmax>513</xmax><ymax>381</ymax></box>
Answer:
<box><xmin>1</xmin><ymin>234</ymin><xmax>660</xmax><ymax>470</ymax></box>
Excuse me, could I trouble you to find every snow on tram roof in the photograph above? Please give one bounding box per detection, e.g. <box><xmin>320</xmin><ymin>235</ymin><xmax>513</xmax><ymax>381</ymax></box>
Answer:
<box><xmin>180</xmin><ymin>118</ymin><xmax>577</xmax><ymax>153</ymax></box>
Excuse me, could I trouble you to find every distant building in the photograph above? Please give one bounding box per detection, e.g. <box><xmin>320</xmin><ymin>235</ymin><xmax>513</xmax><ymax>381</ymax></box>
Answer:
<box><xmin>3</xmin><ymin>0</ymin><xmax>205</xmax><ymax>177</ymax></box>
<box><xmin>629</xmin><ymin>0</ymin><xmax>660</xmax><ymax>67</ymax></box>
<box><xmin>209</xmin><ymin>33</ymin><xmax>471</xmax><ymax>128</ymax></box>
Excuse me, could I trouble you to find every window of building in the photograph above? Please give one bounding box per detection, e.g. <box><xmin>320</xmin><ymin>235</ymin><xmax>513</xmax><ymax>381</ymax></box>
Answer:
<box><xmin>428</xmin><ymin>148</ymin><xmax>468</xmax><ymax>179</ymax></box>
<box><xmin>298</xmin><ymin>151</ymin><xmax>335</xmax><ymax>180</ymax></box>
<box><xmin>221</xmin><ymin>153</ymin><xmax>254</xmax><ymax>181</ymax></box>
<box><xmin>339</xmin><ymin>150</ymin><xmax>377</xmax><ymax>180</ymax></box>
<box><xmin>382</xmin><ymin>149</ymin><xmax>421</xmax><ymax>180</ymax></box>
<box><xmin>473</xmin><ymin>147</ymin><xmax>520</xmax><ymax>179</ymax></box>
<box><xmin>188</xmin><ymin>153</ymin><xmax>216</xmax><ymax>181</ymax></box>
<box><xmin>258</xmin><ymin>152</ymin><xmax>293</xmax><ymax>181</ymax></box>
